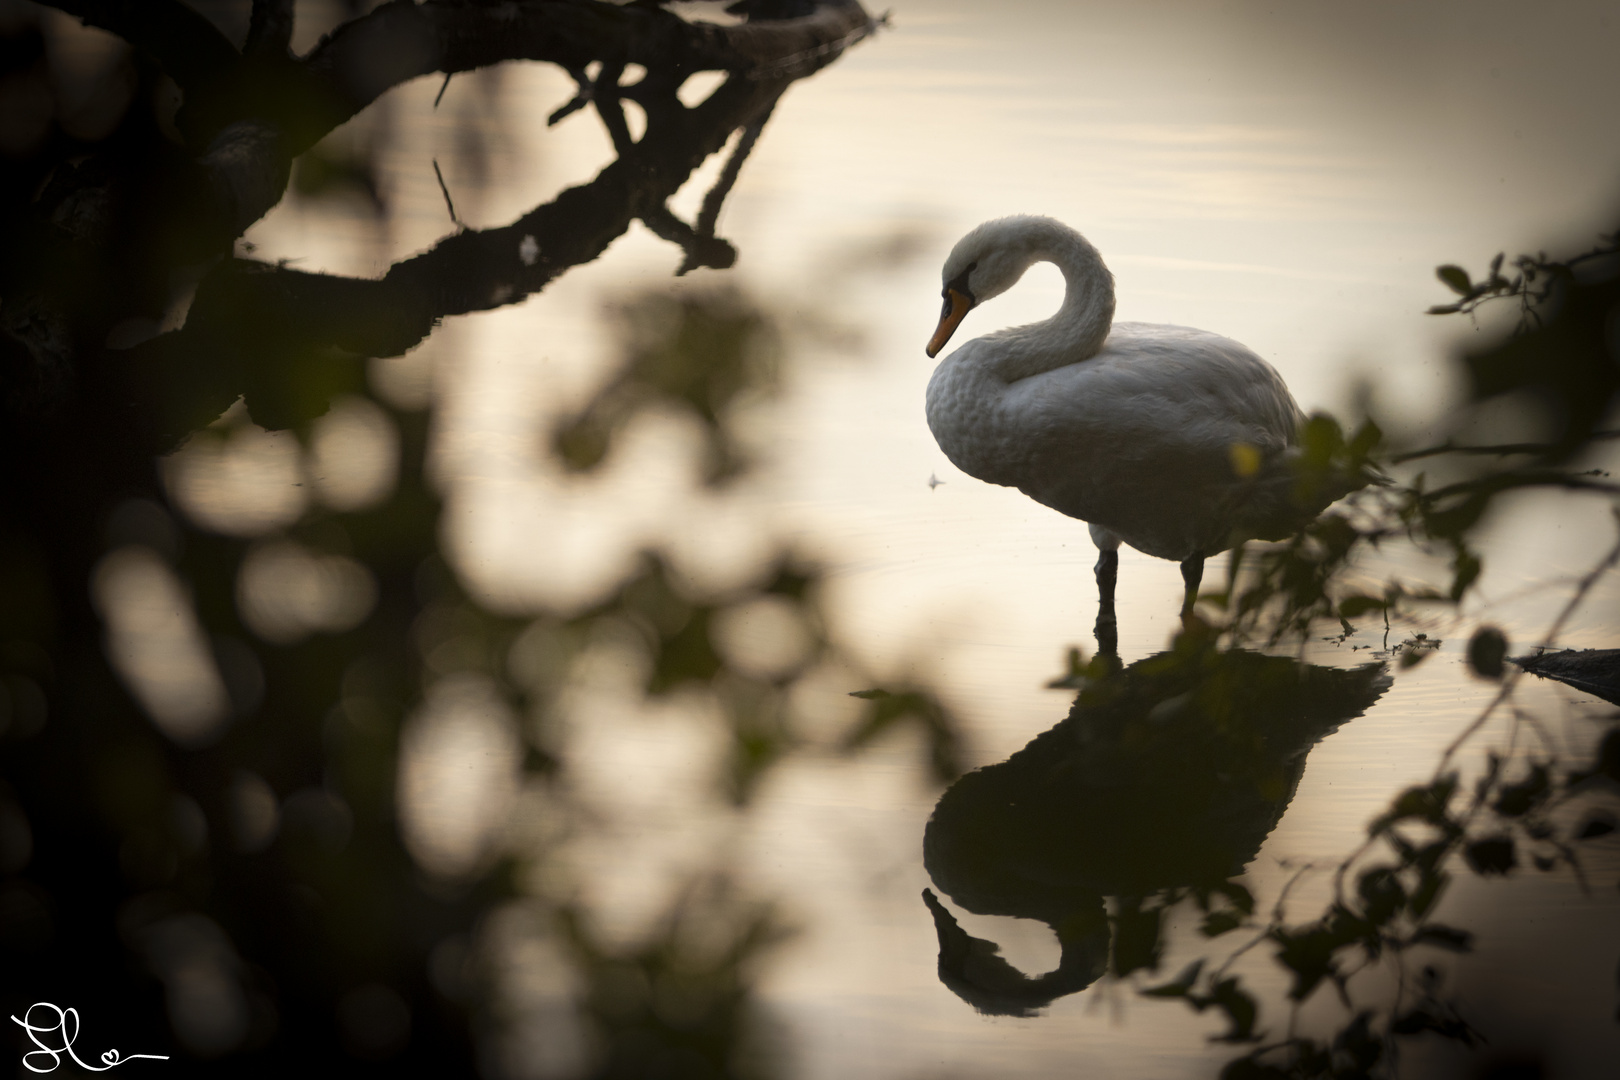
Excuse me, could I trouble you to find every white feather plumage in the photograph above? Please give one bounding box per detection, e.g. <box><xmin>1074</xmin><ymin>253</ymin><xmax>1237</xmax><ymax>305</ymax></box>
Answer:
<box><xmin>925</xmin><ymin>216</ymin><xmax>1326</xmax><ymax>601</ymax></box>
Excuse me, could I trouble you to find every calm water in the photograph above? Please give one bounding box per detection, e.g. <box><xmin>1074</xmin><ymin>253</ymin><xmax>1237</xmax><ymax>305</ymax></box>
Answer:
<box><xmin>180</xmin><ymin>1</ymin><xmax>1620</xmax><ymax>1076</ymax></box>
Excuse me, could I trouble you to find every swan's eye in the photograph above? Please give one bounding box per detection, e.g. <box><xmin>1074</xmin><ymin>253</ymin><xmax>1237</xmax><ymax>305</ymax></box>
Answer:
<box><xmin>945</xmin><ymin>262</ymin><xmax>977</xmax><ymax>305</ymax></box>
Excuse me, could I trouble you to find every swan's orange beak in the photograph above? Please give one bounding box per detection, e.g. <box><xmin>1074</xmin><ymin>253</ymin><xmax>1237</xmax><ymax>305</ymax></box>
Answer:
<box><xmin>927</xmin><ymin>288</ymin><xmax>973</xmax><ymax>358</ymax></box>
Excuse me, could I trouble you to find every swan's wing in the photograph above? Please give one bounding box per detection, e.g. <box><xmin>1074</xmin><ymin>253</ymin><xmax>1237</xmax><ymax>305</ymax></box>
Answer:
<box><xmin>1002</xmin><ymin>324</ymin><xmax>1306</xmax><ymax>558</ymax></box>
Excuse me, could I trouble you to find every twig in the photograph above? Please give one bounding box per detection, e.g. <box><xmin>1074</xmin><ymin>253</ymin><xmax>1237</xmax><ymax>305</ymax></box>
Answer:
<box><xmin>1211</xmin><ymin>863</ymin><xmax>1314</xmax><ymax>983</ymax></box>
<box><xmin>592</xmin><ymin>62</ymin><xmax>633</xmax><ymax>154</ymax></box>
<box><xmin>1392</xmin><ymin>431</ymin><xmax>1620</xmax><ymax>465</ymax></box>
<box><xmin>693</xmin><ymin>103</ymin><xmax>773</xmax><ymax>240</ymax></box>
<box><xmin>1420</xmin><ymin>470</ymin><xmax>1620</xmax><ymax>505</ymax></box>
<box><xmin>548</xmin><ymin>65</ymin><xmax>595</xmax><ymax>125</ymax></box>
<box><xmin>431</xmin><ymin>158</ymin><xmax>460</xmax><ymax>226</ymax></box>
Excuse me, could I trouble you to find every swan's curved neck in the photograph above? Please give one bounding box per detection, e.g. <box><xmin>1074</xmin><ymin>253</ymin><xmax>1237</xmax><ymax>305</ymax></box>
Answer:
<box><xmin>992</xmin><ymin>228</ymin><xmax>1115</xmax><ymax>383</ymax></box>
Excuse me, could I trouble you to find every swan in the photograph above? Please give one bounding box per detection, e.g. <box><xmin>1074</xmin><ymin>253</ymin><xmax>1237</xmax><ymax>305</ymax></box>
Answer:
<box><xmin>925</xmin><ymin>215</ymin><xmax>1343</xmax><ymax>617</ymax></box>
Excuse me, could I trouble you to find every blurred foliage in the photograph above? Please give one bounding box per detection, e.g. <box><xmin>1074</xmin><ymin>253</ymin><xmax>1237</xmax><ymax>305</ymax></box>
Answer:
<box><xmin>0</xmin><ymin>2</ymin><xmax>899</xmax><ymax>1078</ymax></box>
<box><xmin>554</xmin><ymin>289</ymin><xmax>782</xmax><ymax>486</ymax></box>
<box><xmin>844</xmin><ymin>686</ymin><xmax>963</xmax><ymax>787</ymax></box>
<box><xmin>558</xmin><ymin>875</ymin><xmax>795</xmax><ymax>1080</ymax></box>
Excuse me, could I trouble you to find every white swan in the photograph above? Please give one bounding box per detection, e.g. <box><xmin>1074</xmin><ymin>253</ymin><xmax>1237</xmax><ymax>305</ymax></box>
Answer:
<box><xmin>924</xmin><ymin>215</ymin><xmax>1337</xmax><ymax>616</ymax></box>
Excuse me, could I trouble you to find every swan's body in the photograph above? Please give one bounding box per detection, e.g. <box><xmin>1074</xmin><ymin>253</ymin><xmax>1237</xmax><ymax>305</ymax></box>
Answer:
<box><xmin>924</xmin><ymin>216</ymin><xmax>1329</xmax><ymax>614</ymax></box>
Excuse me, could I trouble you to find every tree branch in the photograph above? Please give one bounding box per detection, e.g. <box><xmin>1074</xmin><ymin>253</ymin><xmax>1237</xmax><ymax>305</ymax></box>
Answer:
<box><xmin>125</xmin><ymin>68</ymin><xmax>790</xmax><ymax>443</ymax></box>
<box><xmin>4</xmin><ymin>0</ymin><xmax>874</xmax><ymax>424</ymax></box>
<box><xmin>290</xmin><ymin>0</ymin><xmax>874</xmax><ymax>155</ymax></box>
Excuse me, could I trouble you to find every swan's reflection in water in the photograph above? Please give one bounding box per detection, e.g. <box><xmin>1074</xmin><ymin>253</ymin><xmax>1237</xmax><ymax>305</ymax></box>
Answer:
<box><xmin>922</xmin><ymin>634</ymin><xmax>1390</xmax><ymax>1017</ymax></box>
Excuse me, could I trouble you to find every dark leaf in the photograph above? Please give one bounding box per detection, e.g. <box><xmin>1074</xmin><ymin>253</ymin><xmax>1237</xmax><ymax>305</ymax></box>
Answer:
<box><xmin>1409</xmin><ymin>867</ymin><xmax>1450</xmax><ymax>918</ymax></box>
<box><xmin>1576</xmin><ymin>814</ymin><xmax>1616</xmax><ymax>840</ymax></box>
<box><xmin>1391</xmin><ymin>1008</ymin><xmax>1482</xmax><ymax>1046</ymax></box>
<box><xmin>1272</xmin><ymin>927</ymin><xmax>1340</xmax><ymax>1001</ymax></box>
<box><xmin>1437</xmin><ymin>264</ymin><xmax>1473</xmax><ymax>295</ymax></box>
<box><xmin>1204</xmin><ymin>977</ymin><xmax>1261</xmax><ymax>1042</ymax></box>
<box><xmin>1410</xmin><ymin>924</ymin><xmax>1473</xmax><ymax>952</ymax></box>
<box><xmin>1466</xmin><ymin>625</ymin><xmax>1508</xmax><ymax>679</ymax></box>
<box><xmin>1141</xmin><ymin>959</ymin><xmax>1204</xmax><ymax>998</ymax></box>
<box><xmin>1333</xmin><ymin>1012</ymin><xmax>1382</xmax><ymax>1073</ymax></box>
<box><xmin>1202</xmin><ymin>910</ymin><xmax>1245</xmax><ymax>938</ymax></box>
<box><xmin>1113</xmin><ymin>902</ymin><xmax>1163</xmax><ymax>978</ymax></box>
<box><xmin>1493</xmin><ymin>764</ymin><xmax>1549</xmax><ymax>818</ymax></box>
<box><xmin>1356</xmin><ymin>866</ymin><xmax>1407</xmax><ymax>927</ymax></box>
<box><xmin>1449</xmin><ymin>547</ymin><xmax>1482</xmax><ymax>601</ymax></box>
<box><xmin>1216</xmin><ymin>880</ymin><xmax>1256</xmax><ymax>916</ymax></box>
<box><xmin>1348</xmin><ymin>418</ymin><xmax>1383</xmax><ymax>459</ymax></box>
<box><xmin>1463</xmin><ymin>835</ymin><xmax>1517</xmax><ymax>876</ymax></box>
<box><xmin>1594</xmin><ymin>730</ymin><xmax>1620</xmax><ymax>782</ymax></box>
<box><xmin>1338</xmin><ymin>594</ymin><xmax>1387</xmax><ymax>618</ymax></box>
<box><xmin>1374</xmin><ymin>779</ymin><xmax>1458</xmax><ymax>833</ymax></box>
<box><xmin>1219</xmin><ymin>1057</ymin><xmax>1291</xmax><ymax>1080</ymax></box>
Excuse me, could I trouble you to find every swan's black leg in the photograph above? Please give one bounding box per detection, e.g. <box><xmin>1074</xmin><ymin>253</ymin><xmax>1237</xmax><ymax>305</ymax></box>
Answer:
<box><xmin>1093</xmin><ymin>549</ymin><xmax>1119</xmax><ymax>656</ymax></box>
<box><xmin>1179</xmin><ymin>555</ymin><xmax>1205</xmax><ymax>615</ymax></box>
<box><xmin>1094</xmin><ymin>549</ymin><xmax>1118</xmax><ymax>608</ymax></box>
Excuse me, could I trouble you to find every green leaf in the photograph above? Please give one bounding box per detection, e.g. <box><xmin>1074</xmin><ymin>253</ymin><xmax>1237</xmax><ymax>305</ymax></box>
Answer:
<box><xmin>1348</xmin><ymin>418</ymin><xmax>1383</xmax><ymax>459</ymax></box>
<box><xmin>1045</xmin><ymin>645</ymin><xmax>1090</xmax><ymax>689</ymax></box>
<box><xmin>1436</xmin><ymin>264</ymin><xmax>1473</xmax><ymax>295</ymax></box>
<box><xmin>1427</xmin><ymin>302</ymin><xmax>1463</xmax><ymax>315</ymax></box>
<box><xmin>847</xmin><ymin>689</ymin><xmax>890</xmax><ymax>700</ymax></box>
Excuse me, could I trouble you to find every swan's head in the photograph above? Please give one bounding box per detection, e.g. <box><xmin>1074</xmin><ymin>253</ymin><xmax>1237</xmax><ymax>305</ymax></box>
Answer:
<box><xmin>927</xmin><ymin>215</ymin><xmax>1076</xmax><ymax>358</ymax></box>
